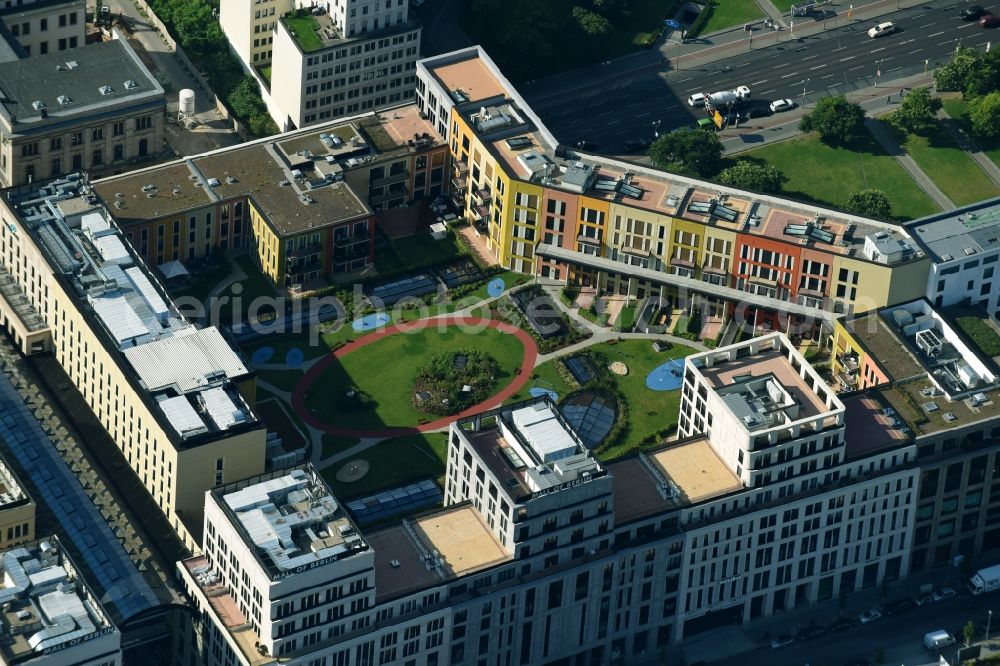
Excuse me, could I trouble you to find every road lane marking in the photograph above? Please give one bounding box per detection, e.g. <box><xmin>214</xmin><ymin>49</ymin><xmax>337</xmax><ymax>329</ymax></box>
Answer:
<box><xmin>908</xmin><ymin>48</ymin><xmax>923</xmax><ymax>54</ymax></box>
<box><xmin>760</xmin><ymin>89</ymin><xmax>776</xmax><ymax>94</ymax></box>
<box><xmin>848</xmin><ymin>65</ymin><xmax>864</xmax><ymax>71</ymax></box>
<box><xmin>809</xmin><ymin>64</ymin><xmax>827</xmax><ymax>70</ymax></box>
<box><xmin>928</xmin><ymin>30</ymin><xmax>944</xmax><ymax>37</ymax></box>
<box><xmin>938</xmin><ymin>39</ymin><xmax>955</xmax><ymax>45</ymax></box>
<box><xmin>802</xmin><ymin>54</ymin><xmax>818</xmax><ymax>60</ymax></box>
<box><xmin>840</xmin><ymin>55</ymin><xmax>856</xmax><ymax>61</ymax></box>
<box><xmin>677</xmin><ymin>77</ymin><xmax>693</xmax><ymax>82</ymax></box>
<box><xmin>871</xmin><ymin>46</ymin><xmax>886</xmax><ymax>52</ymax></box>
<box><xmin>780</xmin><ymin>72</ymin><xmax>798</xmax><ymax>78</ymax></box>
<box><xmin>752</xmin><ymin>80</ymin><xmax>768</xmax><ymax>85</ymax></box>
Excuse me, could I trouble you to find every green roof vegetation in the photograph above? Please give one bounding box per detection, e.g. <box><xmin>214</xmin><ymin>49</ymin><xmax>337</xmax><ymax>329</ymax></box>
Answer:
<box><xmin>955</xmin><ymin>316</ymin><xmax>1000</xmax><ymax>357</ymax></box>
<box><xmin>322</xmin><ymin>433</ymin><xmax>448</xmax><ymax>500</ymax></box>
<box><xmin>284</xmin><ymin>11</ymin><xmax>324</xmax><ymax>52</ymax></box>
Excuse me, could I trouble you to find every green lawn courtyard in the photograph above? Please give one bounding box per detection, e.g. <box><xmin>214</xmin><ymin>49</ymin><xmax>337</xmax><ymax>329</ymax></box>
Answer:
<box><xmin>322</xmin><ymin>433</ymin><xmax>448</xmax><ymax>500</ymax></box>
<box><xmin>942</xmin><ymin>98</ymin><xmax>1000</xmax><ymax>172</ymax></box>
<box><xmin>880</xmin><ymin>120</ymin><xmax>1000</xmax><ymax>207</ymax></box>
<box><xmin>508</xmin><ymin>338</ymin><xmax>696</xmax><ymax>461</ymax></box>
<box><xmin>303</xmin><ymin>325</ymin><xmax>527</xmax><ymax>430</ymax></box>
<box><xmin>690</xmin><ymin>0</ymin><xmax>764</xmax><ymax>37</ymax></box>
<box><xmin>740</xmin><ymin>132</ymin><xmax>940</xmax><ymax>220</ymax></box>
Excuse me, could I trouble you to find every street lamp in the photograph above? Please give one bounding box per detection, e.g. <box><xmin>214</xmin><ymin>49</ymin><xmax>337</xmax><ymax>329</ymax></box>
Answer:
<box><xmin>988</xmin><ymin>610</ymin><xmax>993</xmax><ymax>640</ymax></box>
<box><xmin>801</xmin><ymin>78</ymin><xmax>810</xmax><ymax>108</ymax></box>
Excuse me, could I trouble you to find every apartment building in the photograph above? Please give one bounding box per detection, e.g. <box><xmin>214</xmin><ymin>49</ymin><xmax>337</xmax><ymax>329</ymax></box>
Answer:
<box><xmin>0</xmin><ymin>174</ymin><xmax>267</xmax><ymax>550</ymax></box>
<box><xmin>908</xmin><ymin>197</ymin><xmax>1000</xmax><ymax>318</ymax></box>
<box><xmin>220</xmin><ymin>0</ymin><xmax>420</xmax><ymax>130</ymax></box>
<box><xmin>830</xmin><ymin>298</ymin><xmax>1000</xmax><ymax>572</ymax></box>
<box><xmin>0</xmin><ymin>536</ymin><xmax>122</xmax><ymax>666</ymax></box>
<box><xmin>93</xmin><ymin>104</ymin><xmax>446</xmax><ymax>286</ymax></box>
<box><xmin>0</xmin><ymin>35</ymin><xmax>165</xmax><ymax>188</ymax></box>
<box><xmin>0</xmin><ymin>452</ymin><xmax>34</xmax><ymax>551</ymax></box>
<box><xmin>415</xmin><ymin>47</ymin><xmax>934</xmax><ymax>335</ymax></box>
<box><xmin>0</xmin><ymin>0</ymin><xmax>86</xmax><ymax>58</ymax></box>
<box><xmin>176</xmin><ymin>345</ymin><xmax>944</xmax><ymax>666</ymax></box>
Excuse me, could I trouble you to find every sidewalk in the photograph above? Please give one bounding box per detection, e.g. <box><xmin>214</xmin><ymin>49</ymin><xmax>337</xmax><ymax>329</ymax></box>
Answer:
<box><xmin>865</xmin><ymin>116</ymin><xmax>955</xmax><ymax>210</ymax></box>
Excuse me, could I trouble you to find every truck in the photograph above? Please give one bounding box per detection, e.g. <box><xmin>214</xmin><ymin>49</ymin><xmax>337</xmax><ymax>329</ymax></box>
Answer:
<box><xmin>706</xmin><ymin>86</ymin><xmax>751</xmax><ymax>108</ymax></box>
<box><xmin>969</xmin><ymin>563</ymin><xmax>1000</xmax><ymax>594</ymax></box>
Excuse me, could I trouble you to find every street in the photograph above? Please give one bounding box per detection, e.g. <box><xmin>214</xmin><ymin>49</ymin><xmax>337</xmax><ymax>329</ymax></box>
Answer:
<box><xmin>528</xmin><ymin>1</ymin><xmax>994</xmax><ymax>154</ymax></box>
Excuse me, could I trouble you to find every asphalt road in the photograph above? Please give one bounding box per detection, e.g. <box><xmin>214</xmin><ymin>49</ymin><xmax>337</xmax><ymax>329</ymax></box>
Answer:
<box><xmin>704</xmin><ymin>592</ymin><xmax>996</xmax><ymax>666</ymax></box>
<box><xmin>530</xmin><ymin>1</ymin><xmax>997</xmax><ymax>154</ymax></box>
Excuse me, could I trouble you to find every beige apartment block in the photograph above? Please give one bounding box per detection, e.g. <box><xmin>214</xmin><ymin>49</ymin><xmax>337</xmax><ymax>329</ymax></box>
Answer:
<box><xmin>0</xmin><ymin>0</ymin><xmax>86</xmax><ymax>59</ymax></box>
<box><xmin>0</xmin><ymin>175</ymin><xmax>266</xmax><ymax>551</ymax></box>
<box><xmin>0</xmin><ymin>452</ymin><xmax>34</xmax><ymax>550</ymax></box>
<box><xmin>0</xmin><ymin>34</ymin><xmax>165</xmax><ymax>188</ymax></box>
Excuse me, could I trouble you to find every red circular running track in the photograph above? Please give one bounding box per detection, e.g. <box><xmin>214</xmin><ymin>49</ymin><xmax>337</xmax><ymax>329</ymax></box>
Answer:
<box><xmin>291</xmin><ymin>316</ymin><xmax>538</xmax><ymax>438</ymax></box>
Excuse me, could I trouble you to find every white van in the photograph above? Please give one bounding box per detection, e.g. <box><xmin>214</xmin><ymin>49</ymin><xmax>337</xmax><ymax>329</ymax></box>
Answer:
<box><xmin>687</xmin><ymin>93</ymin><xmax>707</xmax><ymax>107</ymax></box>
<box><xmin>923</xmin><ymin>630</ymin><xmax>956</xmax><ymax>650</ymax></box>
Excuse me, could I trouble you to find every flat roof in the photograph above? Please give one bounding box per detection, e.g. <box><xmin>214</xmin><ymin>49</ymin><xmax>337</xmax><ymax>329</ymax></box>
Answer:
<box><xmin>427</xmin><ymin>55</ymin><xmax>507</xmax><ymax>105</ymax></box>
<box><xmin>908</xmin><ymin>197</ymin><xmax>1000</xmax><ymax>262</ymax></box>
<box><xmin>0</xmin><ymin>538</ymin><xmax>117</xmax><ymax>663</ymax></box>
<box><xmin>412</xmin><ymin>506</ymin><xmax>508</xmax><ymax>577</ymax></box>
<box><xmin>217</xmin><ymin>468</ymin><xmax>369</xmax><ymax>580</ymax></box>
<box><xmin>281</xmin><ymin>11</ymin><xmax>419</xmax><ymax>54</ymax></box>
<box><xmin>843</xmin><ymin>393</ymin><xmax>912</xmax><ymax>459</ymax></box>
<box><xmin>94</xmin><ymin>106</ymin><xmax>448</xmax><ymax>235</ymax></box>
<box><xmin>846</xmin><ymin>312</ymin><xmax>925</xmax><ymax>381</ymax></box>
<box><xmin>649</xmin><ymin>438</ymin><xmax>742</xmax><ymax>503</ymax></box>
<box><xmin>606</xmin><ymin>457</ymin><xmax>676</xmax><ymax>525</ymax></box>
<box><xmin>880</xmin><ymin>381</ymin><xmax>1000</xmax><ymax>435</ymax></box>
<box><xmin>699</xmin><ymin>349</ymin><xmax>832</xmax><ymax>420</ymax></box>
<box><xmin>3</xmin><ymin>175</ymin><xmax>259</xmax><ymax>448</ymax></box>
<box><xmin>0</xmin><ymin>38</ymin><xmax>162</xmax><ymax>126</ymax></box>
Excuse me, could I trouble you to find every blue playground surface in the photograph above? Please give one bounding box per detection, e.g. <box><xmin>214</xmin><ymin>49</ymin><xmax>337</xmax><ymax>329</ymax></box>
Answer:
<box><xmin>285</xmin><ymin>348</ymin><xmax>305</xmax><ymax>368</ymax></box>
<box><xmin>352</xmin><ymin>312</ymin><xmax>391</xmax><ymax>332</ymax></box>
<box><xmin>646</xmin><ymin>358</ymin><xmax>685</xmax><ymax>391</ymax></box>
<box><xmin>250</xmin><ymin>346</ymin><xmax>274</xmax><ymax>365</ymax></box>
<box><xmin>529</xmin><ymin>386</ymin><xmax>559</xmax><ymax>401</ymax></box>
<box><xmin>487</xmin><ymin>277</ymin><xmax>506</xmax><ymax>298</ymax></box>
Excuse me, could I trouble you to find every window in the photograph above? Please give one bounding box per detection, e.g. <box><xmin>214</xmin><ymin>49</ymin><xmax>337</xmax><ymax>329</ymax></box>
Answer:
<box><xmin>113</xmin><ymin>121</ymin><xmax>125</xmax><ymax>136</ymax></box>
<box><xmin>20</xmin><ymin>143</ymin><xmax>38</xmax><ymax>157</ymax></box>
<box><xmin>135</xmin><ymin>116</ymin><xmax>153</xmax><ymax>130</ymax></box>
<box><xmin>91</xmin><ymin>149</ymin><xmax>102</xmax><ymax>167</ymax></box>
<box><xmin>49</xmin><ymin>137</ymin><xmax>62</xmax><ymax>151</ymax></box>
<box><xmin>92</xmin><ymin>127</ymin><xmax>104</xmax><ymax>141</ymax></box>
<box><xmin>70</xmin><ymin>131</ymin><xmax>82</xmax><ymax>146</ymax></box>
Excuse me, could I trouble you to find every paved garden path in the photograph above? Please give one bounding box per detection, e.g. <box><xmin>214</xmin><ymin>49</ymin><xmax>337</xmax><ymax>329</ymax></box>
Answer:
<box><xmin>864</xmin><ymin>117</ymin><xmax>955</xmax><ymax>211</ymax></box>
<box><xmin>290</xmin><ymin>317</ymin><xmax>539</xmax><ymax>438</ymax></box>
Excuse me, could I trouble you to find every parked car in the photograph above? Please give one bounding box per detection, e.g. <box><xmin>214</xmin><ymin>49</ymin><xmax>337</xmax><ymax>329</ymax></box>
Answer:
<box><xmin>622</xmin><ymin>138</ymin><xmax>650</xmax><ymax>153</ymax></box>
<box><xmin>746</xmin><ymin>101</ymin><xmax>774</xmax><ymax>117</ymax></box>
<box><xmin>932</xmin><ymin>586</ymin><xmax>957</xmax><ymax>602</ymax></box>
<box><xmin>770</xmin><ymin>634</ymin><xmax>795</xmax><ymax>649</ymax></box>
<box><xmin>960</xmin><ymin>4</ymin><xmax>986</xmax><ymax>19</ymax></box>
<box><xmin>688</xmin><ymin>92</ymin><xmax>707</xmax><ymax>107</ymax></box>
<box><xmin>769</xmin><ymin>98</ymin><xmax>796</xmax><ymax>113</ymax></box>
<box><xmin>916</xmin><ymin>593</ymin><xmax>935</xmax><ymax>606</ymax></box>
<box><xmin>858</xmin><ymin>609</ymin><xmax>882</xmax><ymax>624</ymax></box>
<box><xmin>867</xmin><ymin>21</ymin><xmax>897</xmax><ymax>37</ymax></box>
<box><xmin>924</xmin><ymin>630</ymin><xmax>956</xmax><ymax>650</ymax></box>
<box><xmin>829</xmin><ymin>617</ymin><xmax>858</xmax><ymax>632</ymax></box>
<box><xmin>798</xmin><ymin>626</ymin><xmax>828</xmax><ymax>641</ymax></box>
<box><xmin>883</xmin><ymin>597</ymin><xmax>917</xmax><ymax>615</ymax></box>
<box><xmin>981</xmin><ymin>13</ymin><xmax>1000</xmax><ymax>26</ymax></box>
<box><xmin>574</xmin><ymin>140</ymin><xmax>598</xmax><ymax>151</ymax></box>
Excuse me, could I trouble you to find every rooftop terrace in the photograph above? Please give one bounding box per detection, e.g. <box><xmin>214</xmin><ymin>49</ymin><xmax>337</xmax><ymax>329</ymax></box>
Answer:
<box><xmin>218</xmin><ymin>468</ymin><xmax>369</xmax><ymax>581</ymax></box>
<box><xmin>4</xmin><ymin>175</ymin><xmax>257</xmax><ymax>446</ymax></box>
<box><xmin>0</xmin><ymin>538</ymin><xmax>117</xmax><ymax>664</ymax></box>
<box><xmin>281</xmin><ymin>10</ymin><xmax>419</xmax><ymax>54</ymax></box>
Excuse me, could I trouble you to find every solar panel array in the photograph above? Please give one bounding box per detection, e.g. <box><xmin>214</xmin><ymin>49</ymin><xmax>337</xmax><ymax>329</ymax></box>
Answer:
<box><xmin>0</xmin><ymin>373</ymin><xmax>159</xmax><ymax>622</ymax></box>
<box><xmin>564</xmin><ymin>355</ymin><xmax>598</xmax><ymax>384</ymax></box>
<box><xmin>345</xmin><ymin>479</ymin><xmax>442</xmax><ymax>527</ymax></box>
<box><xmin>561</xmin><ymin>393</ymin><xmax>615</xmax><ymax>448</ymax></box>
<box><xmin>371</xmin><ymin>274</ymin><xmax>438</xmax><ymax>305</ymax></box>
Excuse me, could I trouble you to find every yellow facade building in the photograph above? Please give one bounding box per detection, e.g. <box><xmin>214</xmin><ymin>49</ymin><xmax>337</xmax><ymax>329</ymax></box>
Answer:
<box><xmin>0</xmin><ymin>174</ymin><xmax>266</xmax><ymax>550</ymax></box>
<box><xmin>416</xmin><ymin>47</ymin><xmax>932</xmax><ymax>332</ymax></box>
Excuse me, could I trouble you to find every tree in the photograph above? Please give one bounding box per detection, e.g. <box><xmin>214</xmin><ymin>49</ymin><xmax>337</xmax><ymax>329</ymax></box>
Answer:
<box><xmin>799</xmin><ymin>95</ymin><xmax>866</xmax><ymax>145</ymax></box>
<box><xmin>968</xmin><ymin>50</ymin><xmax>1000</xmax><ymax>98</ymax></box>
<box><xmin>571</xmin><ymin>6</ymin><xmax>611</xmax><ymax>35</ymax></box>
<box><xmin>716</xmin><ymin>160</ymin><xmax>784</xmax><ymax>193</ymax></box>
<box><xmin>649</xmin><ymin>128</ymin><xmax>724</xmax><ymax>177</ymax></box>
<box><xmin>934</xmin><ymin>46</ymin><xmax>981</xmax><ymax>94</ymax></box>
<box><xmin>891</xmin><ymin>86</ymin><xmax>942</xmax><ymax>135</ymax></box>
<box><xmin>964</xmin><ymin>620</ymin><xmax>976</xmax><ymax>646</ymax></box>
<box><xmin>844</xmin><ymin>189</ymin><xmax>892</xmax><ymax>219</ymax></box>
<box><xmin>969</xmin><ymin>91</ymin><xmax>1000</xmax><ymax>140</ymax></box>
<box><xmin>226</xmin><ymin>75</ymin><xmax>267</xmax><ymax>120</ymax></box>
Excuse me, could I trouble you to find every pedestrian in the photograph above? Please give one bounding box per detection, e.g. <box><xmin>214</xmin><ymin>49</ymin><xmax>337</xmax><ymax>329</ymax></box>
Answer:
<box><xmin>886</xmin><ymin>95</ymin><xmax>891</xmax><ymax>104</ymax></box>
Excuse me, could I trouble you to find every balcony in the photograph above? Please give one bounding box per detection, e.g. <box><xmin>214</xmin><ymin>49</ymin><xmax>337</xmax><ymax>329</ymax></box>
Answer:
<box><xmin>371</xmin><ymin>169</ymin><xmax>409</xmax><ymax>189</ymax></box>
<box><xmin>473</xmin><ymin>203</ymin><xmax>490</xmax><ymax>220</ymax></box>
<box><xmin>472</xmin><ymin>188</ymin><xmax>492</xmax><ymax>206</ymax></box>
<box><xmin>837</xmin><ymin>353</ymin><xmax>860</xmax><ymax>373</ymax></box>
<box><xmin>451</xmin><ymin>174</ymin><xmax>467</xmax><ymax>191</ymax></box>
<box><xmin>333</xmin><ymin>230</ymin><xmax>370</xmax><ymax>247</ymax></box>
<box><xmin>453</xmin><ymin>159</ymin><xmax>469</xmax><ymax>176</ymax></box>
<box><xmin>285</xmin><ymin>243</ymin><xmax>322</xmax><ymax>261</ymax></box>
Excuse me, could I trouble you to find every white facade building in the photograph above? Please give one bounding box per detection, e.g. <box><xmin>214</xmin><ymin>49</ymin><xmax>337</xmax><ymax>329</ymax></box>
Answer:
<box><xmin>910</xmin><ymin>197</ymin><xmax>1000</xmax><ymax>317</ymax></box>
<box><xmin>219</xmin><ymin>0</ymin><xmax>421</xmax><ymax>131</ymax></box>
<box><xmin>0</xmin><ymin>537</ymin><xmax>121</xmax><ymax>666</ymax></box>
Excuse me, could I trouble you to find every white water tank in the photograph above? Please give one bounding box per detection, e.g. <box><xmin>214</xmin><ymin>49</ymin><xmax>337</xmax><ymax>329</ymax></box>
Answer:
<box><xmin>178</xmin><ymin>89</ymin><xmax>195</xmax><ymax>116</ymax></box>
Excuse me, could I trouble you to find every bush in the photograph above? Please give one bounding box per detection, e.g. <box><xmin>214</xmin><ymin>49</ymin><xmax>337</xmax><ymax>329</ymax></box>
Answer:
<box><xmin>560</xmin><ymin>286</ymin><xmax>580</xmax><ymax>308</ymax></box>
<box><xmin>684</xmin><ymin>0</ymin><xmax>716</xmax><ymax>39</ymax></box>
<box><xmin>411</xmin><ymin>349</ymin><xmax>499</xmax><ymax>416</ymax></box>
